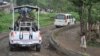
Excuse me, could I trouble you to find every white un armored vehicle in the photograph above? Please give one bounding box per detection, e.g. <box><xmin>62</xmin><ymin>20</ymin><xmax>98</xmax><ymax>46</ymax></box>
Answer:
<box><xmin>9</xmin><ymin>5</ymin><xmax>42</xmax><ymax>52</ymax></box>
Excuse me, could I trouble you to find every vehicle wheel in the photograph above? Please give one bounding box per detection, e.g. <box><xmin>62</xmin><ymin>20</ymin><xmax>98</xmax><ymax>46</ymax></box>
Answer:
<box><xmin>9</xmin><ymin>43</ymin><xmax>14</xmax><ymax>51</ymax></box>
<box><xmin>9</xmin><ymin>45</ymin><xmax>14</xmax><ymax>51</ymax></box>
<box><xmin>74</xmin><ymin>21</ymin><xmax>76</xmax><ymax>24</ymax></box>
<box><xmin>56</xmin><ymin>26</ymin><xmax>60</xmax><ymax>28</ymax></box>
<box><xmin>9</xmin><ymin>46</ymin><xmax>14</xmax><ymax>51</ymax></box>
<box><xmin>68</xmin><ymin>22</ymin><xmax>70</xmax><ymax>25</ymax></box>
<box><xmin>36</xmin><ymin>44</ymin><xmax>41</xmax><ymax>52</ymax></box>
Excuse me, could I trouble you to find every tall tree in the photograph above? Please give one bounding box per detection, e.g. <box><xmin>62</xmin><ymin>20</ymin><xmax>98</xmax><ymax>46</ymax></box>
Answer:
<box><xmin>68</xmin><ymin>0</ymin><xmax>100</xmax><ymax>41</ymax></box>
<box><xmin>68</xmin><ymin>0</ymin><xmax>86</xmax><ymax>34</ymax></box>
<box><xmin>68</xmin><ymin>0</ymin><xmax>100</xmax><ymax>33</ymax></box>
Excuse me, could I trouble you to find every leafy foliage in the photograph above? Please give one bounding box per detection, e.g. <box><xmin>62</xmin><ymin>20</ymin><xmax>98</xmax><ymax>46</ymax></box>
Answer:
<box><xmin>0</xmin><ymin>12</ymin><xmax>12</xmax><ymax>32</ymax></box>
<box><xmin>0</xmin><ymin>11</ymin><xmax>56</xmax><ymax>32</ymax></box>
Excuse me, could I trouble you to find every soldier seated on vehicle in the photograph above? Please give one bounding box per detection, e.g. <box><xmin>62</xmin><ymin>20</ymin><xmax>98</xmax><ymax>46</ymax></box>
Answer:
<box><xmin>32</xmin><ymin>23</ymin><xmax>38</xmax><ymax>31</ymax></box>
<box><xmin>14</xmin><ymin>16</ymin><xmax>22</xmax><ymax>29</ymax></box>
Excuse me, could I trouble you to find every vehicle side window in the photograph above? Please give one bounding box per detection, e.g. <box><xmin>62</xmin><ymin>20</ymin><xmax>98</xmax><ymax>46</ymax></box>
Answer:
<box><xmin>67</xmin><ymin>16</ymin><xmax>69</xmax><ymax>19</ymax></box>
<box><xmin>71</xmin><ymin>16</ymin><xmax>73</xmax><ymax>19</ymax></box>
<box><xmin>68</xmin><ymin>15</ymin><xmax>73</xmax><ymax>19</ymax></box>
<box><xmin>68</xmin><ymin>16</ymin><xmax>71</xmax><ymax>19</ymax></box>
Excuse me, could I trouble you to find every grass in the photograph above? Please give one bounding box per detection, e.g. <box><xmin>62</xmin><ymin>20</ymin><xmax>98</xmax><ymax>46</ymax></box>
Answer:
<box><xmin>0</xmin><ymin>12</ymin><xmax>56</xmax><ymax>32</ymax></box>
<box><xmin>39</xmin><ymin>13</ymin><xmax>55</xmax><ymax>27</ymax></box>
<box><xmin>87</xmin><ymin>40</ymin><xmax>100</xmax><ymax>47</ymax></box>
<box><xmin>0</xmin><ymin>13</ymin><xmax>12</xmax><ymax>32</ymax></box>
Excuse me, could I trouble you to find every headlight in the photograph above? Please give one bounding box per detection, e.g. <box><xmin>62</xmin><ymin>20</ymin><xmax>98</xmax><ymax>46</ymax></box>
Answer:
<box><xmin>39</xmin><ymin>40</ymin><xmax>42</xmax><ymax>43</ymax></box>
<box><xmin>10</xmin><ymin>40</ymin><xmax>13</xmax><ymax>43</ymax></box>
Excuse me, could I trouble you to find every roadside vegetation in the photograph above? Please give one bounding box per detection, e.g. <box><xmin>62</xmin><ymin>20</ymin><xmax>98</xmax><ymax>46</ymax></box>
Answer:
<box><xmin>0</xmin><ymin>11</ymin><xmax>56</xmax><ymax>32</ymax></box>
<box><xmin>39</xmin><ymin>13</ymin><xmax>56</xmax><ymax>27</ymax></box>
<box><xmin>0</xmin><ymin>11</ymin><xmax>12</xmax><ymax>32</ymax></box>
<box><xmin>88</xmin><ymin>40</ymin><xmax>100</xmax><ymax>47</ymax></box>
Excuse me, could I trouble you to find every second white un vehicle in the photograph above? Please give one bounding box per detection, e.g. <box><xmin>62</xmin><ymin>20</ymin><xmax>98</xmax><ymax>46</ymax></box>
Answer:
<box><xmin>54</xmin><ymin>13</ymin><xmax>76</xmax><ymax>28</ymax></box>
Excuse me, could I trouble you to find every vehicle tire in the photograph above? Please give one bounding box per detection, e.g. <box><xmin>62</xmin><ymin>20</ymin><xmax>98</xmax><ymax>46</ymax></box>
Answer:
<box><xmin>74</xmin><ymin>21</ymin><xmax>76</xmax><ymax>24</ymax></box>
<box><xmin>36</xmin><ymin>44</ymin><xmax>41</xmax><ymax>52</ymax></box>
<box><xmin>9</xmin><ymin>43</ymin><xmax>14</xmax><ymax>51</ymax></box>
<box><xmin>9</xmin><ymin>46</ymin><xmax>14</xmax><ymax>51</ymax></box>
<box><xmin>56</xmin><ymin>26</ymin><xmax>60</xmax><ymax>28</ymax></box>
<box><xmin>9</xmin><ymin>45</ymin><xmax>14</xmax><ymax>51</ymax></box>
<box><xmin>67</xmin><ymin>22</ymin><xmax>70</xmax><ymax>26</ymax></box>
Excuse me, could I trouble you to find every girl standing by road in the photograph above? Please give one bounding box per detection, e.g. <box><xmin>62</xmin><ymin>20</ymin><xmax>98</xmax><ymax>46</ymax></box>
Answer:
<box><xmin>80</xmin><ymin>33</ymin><xmax>87</xmax><ymax>52</ymax></box>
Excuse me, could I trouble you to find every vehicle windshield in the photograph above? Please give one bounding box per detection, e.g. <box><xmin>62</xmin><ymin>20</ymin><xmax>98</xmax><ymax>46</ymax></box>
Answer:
<box><xmin>20</xmin><ymin>27</ymin><xmax>30</xmax><ymax>31</ymax></box>
<box><xmin>56</xmin><ymin>14</ymin><xmax>65</xmax><ymax>19</ymax></box>
<box><xmin>14</xmin><ymin>22</ymin><xmax>38</xmax><ymax>31</ymax></box>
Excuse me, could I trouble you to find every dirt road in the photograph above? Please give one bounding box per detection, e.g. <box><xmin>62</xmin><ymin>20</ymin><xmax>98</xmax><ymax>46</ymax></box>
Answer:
<box><xmin>0</xmin><ymin>26</ymin><xmax>63</xmax><ymax>56</ymax></box>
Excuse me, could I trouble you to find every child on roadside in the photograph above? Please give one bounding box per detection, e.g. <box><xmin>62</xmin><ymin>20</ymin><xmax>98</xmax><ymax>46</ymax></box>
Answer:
<box><xmin>80</xmin><ymin>33</ymin><xmax>87</xmax><ymax>52</ymax></box>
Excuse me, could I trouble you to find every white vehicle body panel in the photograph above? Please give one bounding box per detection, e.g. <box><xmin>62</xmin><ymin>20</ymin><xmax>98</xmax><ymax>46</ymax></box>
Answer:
<box><xmin>9</xmin><ymin>31</ymin><xmax>42</xmax><ymax>45</ymax></box>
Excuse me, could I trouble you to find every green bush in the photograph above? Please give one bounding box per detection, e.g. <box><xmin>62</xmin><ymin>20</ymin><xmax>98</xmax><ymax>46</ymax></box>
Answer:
<box><xmin>70</xmin><ymin>12</ymin><xmax>80</xmax><ymax>21</ymax></box>
<box><xmin>88</xmin><ymin>40</ymin><xmax>100</xmax><ymax>47</ymax></box>
<box><xmin>0</xmin><ymin>12</ymin><xmax>12</xmax><ymax>32</ymax></box>
<box><xmin>39</xmin><ymin>13</ymin><xmax>55</xmax><ymax>27</ymax></box>
<box><xmin>0</xmin><ymin>12</ymin><xmax>56</xmax><ymax>32</ymax></box>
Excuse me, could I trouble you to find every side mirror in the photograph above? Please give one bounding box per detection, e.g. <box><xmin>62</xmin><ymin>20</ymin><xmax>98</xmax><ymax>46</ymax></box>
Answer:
<box><xmin>9</xmin><ymin>27</ymin><xmax>13</xmax><ymax>30</ymax></box>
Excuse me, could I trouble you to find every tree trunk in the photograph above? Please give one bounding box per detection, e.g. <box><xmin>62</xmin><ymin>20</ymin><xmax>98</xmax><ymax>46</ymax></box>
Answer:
<box><xmin>88</xmin><ymin>4</ymin><xmax>92</xmax><ymax>32</ymax></box>
<box><xmin>99</xmin><ymin>22</ymin><xmax>100</xmax><ymax>38</ymax></box>
<box><xmin>87</xmin><ymin>3</ymin><xmax>93</xmax><ymax>40</ymax></box>
<box><xmin>79</xmin><ymin>3</ymin><xmax>84</xmax><ymax>33</ymax></box>
<box><xmin>79</xmin><ymin>6</ymin><xmax>83</xmax><ymax>34</ymax></box>
<box><xmin>79</xmin><ymin>3</ymin><xmax>86</xmax><ymax>34</ymax></box>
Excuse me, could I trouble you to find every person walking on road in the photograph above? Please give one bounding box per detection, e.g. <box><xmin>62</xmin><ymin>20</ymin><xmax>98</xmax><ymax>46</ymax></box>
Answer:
<box><xmin>80</xmin><ymin>33</ymin><xmax>87</xmax><ymax>52</ymax></box>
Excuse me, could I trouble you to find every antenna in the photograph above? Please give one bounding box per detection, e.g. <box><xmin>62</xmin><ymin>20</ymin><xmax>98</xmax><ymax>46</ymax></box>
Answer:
<box><xmin>36</xmin><ymin>0</ymin><xmax>40</xmax><ymax>30</ymax></box>
<box><xmin>37</xmin><ymin>7</ymin><xmax>40</xmax><ymax>30</ymax></box>
<box><xmin>11</xmin><ymin>0</ymin><xmax>15</xmax><ymax>30</ymax></box>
